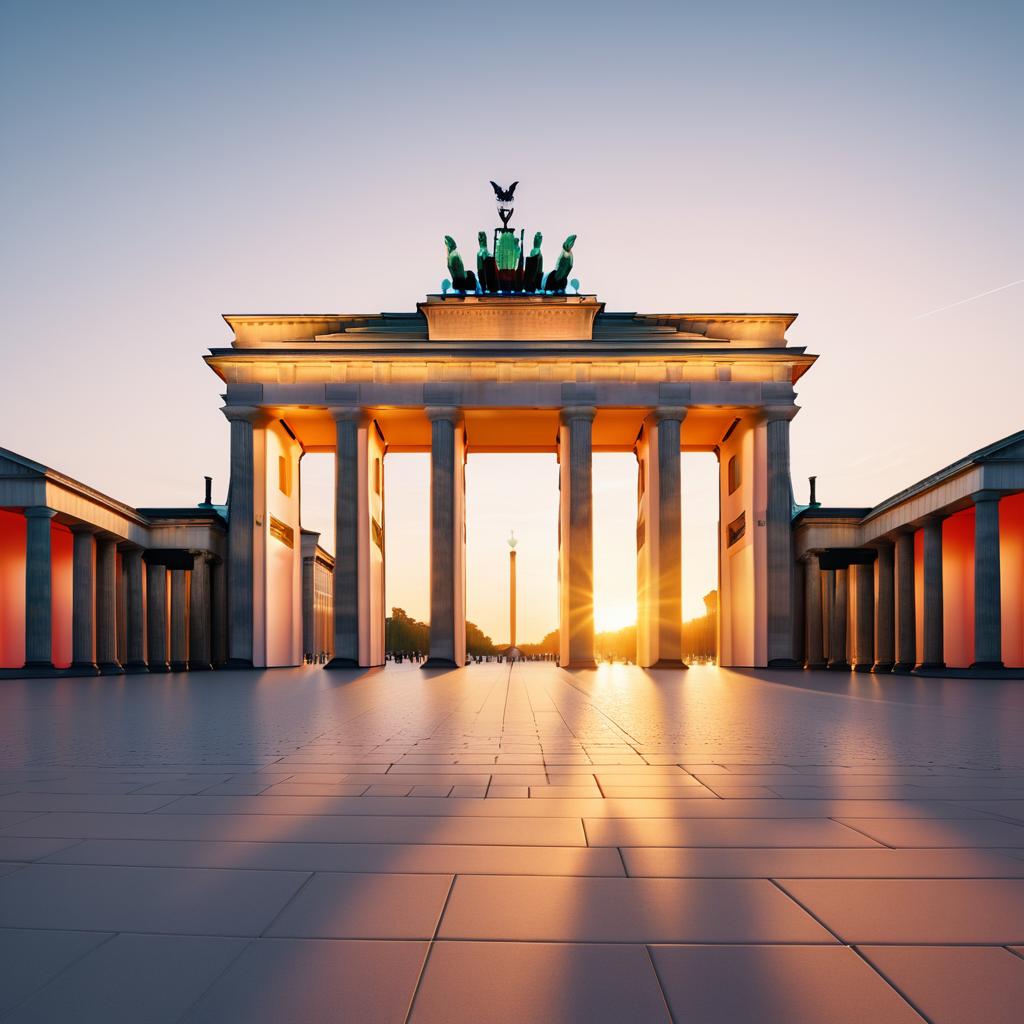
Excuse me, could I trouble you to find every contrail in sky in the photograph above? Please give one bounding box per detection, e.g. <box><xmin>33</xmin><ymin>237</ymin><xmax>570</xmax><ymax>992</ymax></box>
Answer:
<box><xmin>912</xmin><ymin>278</ymin><xmax>1024</xmax><ymax>320</ymax></box>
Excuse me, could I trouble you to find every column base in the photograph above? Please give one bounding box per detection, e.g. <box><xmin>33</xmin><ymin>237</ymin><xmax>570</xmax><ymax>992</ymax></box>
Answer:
<box><xmin>560</xmin><ymin>659</ymin><xmax>598</xmax><ymax>670</ymax></box>
<box><xmin>892</xmin><ymin>662</ymin><xmax>915</xmax><ymax>674</ymax></box>
<box><xmin>98</xmin><ymin>661</ymin><xmax>124</xmax><ymax>675</ymax></box>
<box><xmin>871</xmin><ymin>662</ymin><xmax>895</xmax><ymax>674</ymax></box>
<box><xmin>169</xmin><ymin>661</ymin><xmax>188</xmax><ymax>673</ymax></box>
<box><xmin>124</xmin><ymin>661</ymin><xmax>149</xmax><ymax>674</ymax></box>
<box><xmin>970</xmin><ymin>660</ymin><xmax>1004</xmax><ymax>671</ymax></box>
<box><xmin>853</xmin><ymin>663</ymin><xmax>873</xmax><ymax>673</ymax></box>
<box><xmin>767</xmin><ymin>658</ymin><xmax>801</xmax><ymax>670</ymax></box>
<box><xmin>148</xmin><ymin>662</ymin><xmax>171</xmax><ymax>673</ymax></box>
<box><xmin>913</xmin><ymin>662</ymin><xmax>946</xmax><ymax>674</ymax></box>
<box><xmin>222</xmin><ymin>658</ymin><xmax>254</xmax><ymax>670</ymax></box>
<box><xmin>826</xmin><ymin>661</ymin><xmax>850</xmax><ymax>672</ymax></box>
<box><xmin>421</xmin><ymin>657</ymin><xmax>460</xmax><ymax>669</ymax></box>
<box><xmin>645</xmin><ymin>659</ymin><xmax>689</xmax><ymax>670</ymax></box>
<box><xmin>326</xmin><ymin>656</ymin><xmax>360</xmax><ymax>670</ymax></box>
<box><xmin>69</xmin><ymin>661</ymin><xmax>101</xmax><ymax>676</ymax></box>
<box><xmin>1</xmin><ymin>662</ymin><xmax>56</xmax><ymax>678</ymax></box>
<box><xmin>804</xmin><ymin>660</ymin><xmax>827</xmax><ymax>670</ymax></box>
<box><xmin>188</xmin><ymin>661</ymin><xmax>213</xmax><ymax>671</ymax></box>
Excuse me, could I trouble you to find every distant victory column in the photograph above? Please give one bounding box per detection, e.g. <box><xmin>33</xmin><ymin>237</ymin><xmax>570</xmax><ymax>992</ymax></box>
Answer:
<box><xmin>506</xmin><ymin>532</ymin><xmax>521</xmax><ymax>660</ymax></box>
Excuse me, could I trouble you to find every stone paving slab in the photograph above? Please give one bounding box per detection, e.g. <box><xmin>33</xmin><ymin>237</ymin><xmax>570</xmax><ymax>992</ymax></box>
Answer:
<box><xmin>182</xmin><ymin>939</ymin><xmax>428</xmax><ymax>1024</ymax></box>
<box><xmin>3</xmin><ymin>933</ymin><xmax>248</xmax><ymax>1024</ymax></box>
<box><xmin>650</xmin><ymin>944</ymin><xmax>924</xmax><ymax>1023</ymax></box>
<box><xmin>857</xmin><ymin>945</ymin><xmax>1024</xmax><ymax>1024</ymax></box>
<box><xmin>438</xmin><ymin>875</ymin><xmax>835</xmax><ymax>943</ymax></box>
<box><xmin>409</xmin><ymin>941</ymin><xmax>671</xmax><ymax>1023</ymax></box>
<box><xmin>777</xmin><ymin>878</ymin><xmax>1024</xmax><ymax>943</ymax></box>
<box><xmin>0</xmin><ymin>862</ymin><xmax>310</xmax><ymax>935</ymax></box>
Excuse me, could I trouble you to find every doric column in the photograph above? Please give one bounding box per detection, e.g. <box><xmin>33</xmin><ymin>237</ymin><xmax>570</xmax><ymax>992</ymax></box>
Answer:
<box><xmin>116</xmin><ymin>546</ymin><xmax>127</xmax><ymax>666</ymax></box>
<box><xmin>146</xmin><ymin>560</ymin><xmax>169</xmax><ymax>672</ymax></box>
<box><xmin>70</xmin><ymin>525</ymin><xmax>99</xmax><ymax>674</ymax></box>
<box><xmin>189</xmin><ymin>551</ymin><xmax>213</xmax><ymax>670</ymax></box>
<box><xmin>853</xmin><ymin>561</ymin><xmax>875</xmax><ymax>672</ymax></box>
<box><xmin>169</xmin><ymin>568</ymin><xmax>189</xmax><ymax>671</ymax></box>
<box><xmin>328</xmin><ymin>407</ymin><xmax>361</xmax><ymax>667</ymax></box>
<box><xmin>803</xmin><ymin>552</ymin><xmax>825</xmax><ymax>669</ymax></box>
<box><xmin>95</xmin><ymin>535</ymin><xmax>122</xmax><ymax>673</ymax></box>
<box><xmin>23</xmin><ymin>507</ymin><xmax>56</xmax><ymax>669</ymax></box>
<box><xmin>893</xmin><ymin>529</ymin><xmax>916</xmax><ymax>672</ymax></box>
<box><xmin>211</xmin><ymin>557</ymin><xmax>227</xmax><ymax>667</ymax></box>
<box><xmin>873</xmin><ymin>540</ymin><xmax>895</xmax><ymax>672</ymax></box>
<box><xmin>821</xmin><ymin>568</ymin><xmax>834</xmax><ymax>662</ymax></box>
<box><xmin>559</xmin><ymin>404</ymin><xmax>597</xmax><ymax>669</ymax></box>
<box><xmin>636</xmin><ymin>407</ymin><xmax>687</xmax><ymax>668</ymax></box>
<box><xmin>122</xmin><ymin>546</ymin><xmax>146</xmax><ymax>672</ymax></box>
<box><xmin>222</xmin><ymin>405</ymin><xmax>262</xmax><ymax>668</ymax></box>
<box><xmin>972</xmin><ymin>491</ymin><xmax>1003</xmax><ymax>669</ymax></box>
<box><xmin>425</xmin><ymin>405</ymin><xmax>465</xmax><ymax>668</ymax></box>
<box><xmin>763</xmin><ymin>407</ymin><xmax>800</xmax><ymax>667</ymax></box>
<box><xmin>827</xmin><ymin>565</ymin><xmax>849</xmax><ymax>670</ymax></box>
<box><xmin>919</xmin><ymin>515</ymin><xmax>945</xmax><ymax>670</ymax></box>
<box><xmin>302</xmin><ymin>546</ymin><xmax>317</xmax><ymax>659</ymax></box>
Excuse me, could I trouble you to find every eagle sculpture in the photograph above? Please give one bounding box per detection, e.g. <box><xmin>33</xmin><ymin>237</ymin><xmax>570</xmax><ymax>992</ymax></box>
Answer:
<box><xmin>490</xmin><ymin>181</ymin><xmax>518</xmax><ymax>202</ymax></box>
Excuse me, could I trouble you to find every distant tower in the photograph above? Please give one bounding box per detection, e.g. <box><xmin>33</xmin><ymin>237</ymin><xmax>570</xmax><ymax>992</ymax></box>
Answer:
<box><xmin>506</xmin><ymin>531</ymin><xmax>521</xmax><ymax>659</ymax></box>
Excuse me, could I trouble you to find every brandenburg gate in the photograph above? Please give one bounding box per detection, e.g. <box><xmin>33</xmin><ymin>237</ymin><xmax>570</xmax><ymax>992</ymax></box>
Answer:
<box><xmin>210</xmin><ymin>271</ymin><xmax>814</xmax><ymax>670</ymax></box>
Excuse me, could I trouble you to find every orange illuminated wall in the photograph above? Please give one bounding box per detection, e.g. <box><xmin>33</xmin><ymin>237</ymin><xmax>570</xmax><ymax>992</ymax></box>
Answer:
<box><xmin>942</xmin><ymin>508</ymin><xmax>974</xmax><ymax>668</ymax></box>
<box><xmin>51</xmin><ymin>523</ymin><xmax>72</xmax><ymax>668</ymax></box>
<box><xmin>0</xmin><ymin>510</ymin><xmax>26</xmax><ymax>668</ymax></box>
<box><xmin>1002</xmin><ymin>493</ymin><xmax>1024</xmax><ymax>668</ymax></box>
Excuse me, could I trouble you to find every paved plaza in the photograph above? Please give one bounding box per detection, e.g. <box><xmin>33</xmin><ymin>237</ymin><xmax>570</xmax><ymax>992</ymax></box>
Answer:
<box><xmin>1</xmin><ymin>662</ymin><xmax>1023</xmax><ymax>1022</ymax></box>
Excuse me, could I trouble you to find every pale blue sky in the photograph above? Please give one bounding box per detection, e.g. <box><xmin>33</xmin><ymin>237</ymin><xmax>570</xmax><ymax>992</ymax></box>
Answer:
<box><xmin>2</xmin><ymin>1</ymin><xmax>1021</xmax><ymax>641</ymax></box>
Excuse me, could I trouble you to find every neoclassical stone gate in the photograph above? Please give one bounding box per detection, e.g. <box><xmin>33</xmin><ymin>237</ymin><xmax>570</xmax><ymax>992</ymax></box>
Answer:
<box><xmin>206</xmin><ymin>295</ymin><xmax>816</xmax><ymax>669</ymax></box>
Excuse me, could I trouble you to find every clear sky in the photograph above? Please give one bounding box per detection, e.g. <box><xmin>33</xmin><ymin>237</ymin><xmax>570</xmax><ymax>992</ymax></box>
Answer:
<box><xmin>1</xmin><ymin>1</ymin><xmax>1021</xmax><ymax>644</ymax></box>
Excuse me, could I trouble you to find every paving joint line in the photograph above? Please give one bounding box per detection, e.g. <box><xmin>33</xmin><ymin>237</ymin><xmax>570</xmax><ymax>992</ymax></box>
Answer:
<box><xmin>402</xmin><ymin>873</ymin><xmax>457</xmax><ymax>1024</ymax></box>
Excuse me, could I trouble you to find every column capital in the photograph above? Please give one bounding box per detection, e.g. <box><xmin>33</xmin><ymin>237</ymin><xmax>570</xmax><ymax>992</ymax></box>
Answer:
<box><xmin>23</xmin><ymin>506</ymin><xmax>57</xmax><ymax>520</ymax></box>
<box><xmin>651</xmin><ymin>406</ymin><xmax>688</xmax><ymax>424</ymax></box>
<box><xmin>117</xmin><ymin>540</ymin><xmax>145</xmax><ymax>554</ymax></box>
<box><xmin>749</xmin><ymin>404</ymin><xmax>800</xmax><ymax>426</ymax></box>
<box><xmin>560</xmin><ymin>405</ymin><xmax>596</xmax><ymax>425</ymax></box>
<box><xmin>221</xmin><ymin>404</ymin><xmax>271</xmax><ymax>426</ymax></box>
<box><xmin>921</xmin><ymin>512</ymin><xmax>947</xmax><ymax>527</ymax></box>
<box><xmin>69</xmin><ymin>522</ymin><xmax>98</xmax><ymax>536</ymax></box>
<box><xmin>188</xmin><ymin>548</ymin><xmax>211</xmax><ymax>563</ymax></box>
<box><xmin>425</xmin><ymin>405</ymin><xmax>462</xmax><ymax>424</ymax></box>
<box><xmin>328</xmin><ymin>405</ymin><xmax>367</xmax><ymax>424</ymax></box>
<box><xmin>971</xmin><ymin>489</ymin><xmax>1003</xmax><ymax>505</ymax></box>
